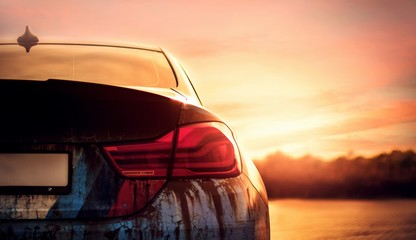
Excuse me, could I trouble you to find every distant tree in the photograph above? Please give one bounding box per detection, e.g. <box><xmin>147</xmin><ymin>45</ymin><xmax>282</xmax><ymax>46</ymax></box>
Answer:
<box><xmin>254</xmin><ymin>150</ymin><xmax>416</xmax><ymax>199</ymax></box>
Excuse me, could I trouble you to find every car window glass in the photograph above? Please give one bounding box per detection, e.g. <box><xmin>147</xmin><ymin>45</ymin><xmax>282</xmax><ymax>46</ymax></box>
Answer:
<box><xmin>0</xmin><ymin>45</ymin><xmax>177</xmax><ymax>88</ymax></box>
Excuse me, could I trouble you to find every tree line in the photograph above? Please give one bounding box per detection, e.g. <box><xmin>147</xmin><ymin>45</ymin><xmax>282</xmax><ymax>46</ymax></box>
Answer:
<box><xmin>254</xmin><ymin>150</ymin><xmax>416</xmax><ymax>199</ymax></box>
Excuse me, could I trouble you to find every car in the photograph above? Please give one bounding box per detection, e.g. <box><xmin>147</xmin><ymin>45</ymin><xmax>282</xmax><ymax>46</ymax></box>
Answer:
<box><xmin>0</xmin><ymin>26</ymin><xmax>270</xmax><ymax>239</ymax></box>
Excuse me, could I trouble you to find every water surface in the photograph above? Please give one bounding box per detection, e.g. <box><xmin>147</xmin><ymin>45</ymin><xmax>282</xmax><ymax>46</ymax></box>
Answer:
<box><xmin>269</xmin><ymin>199</ymin><xmax>416</xmax><ymax>240</ymax></box>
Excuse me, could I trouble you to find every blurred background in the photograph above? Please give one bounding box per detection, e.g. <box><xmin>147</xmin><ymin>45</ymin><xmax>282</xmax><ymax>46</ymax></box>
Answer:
<box><xmin>2</xmin><ymin>1</ymin><xmax>416</xmax><ymax>239</ymax></box>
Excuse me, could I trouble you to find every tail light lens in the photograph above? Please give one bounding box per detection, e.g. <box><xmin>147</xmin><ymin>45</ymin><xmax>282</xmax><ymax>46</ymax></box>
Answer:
<box><xmin>172</xmin><ymin>123</ymin><xmax>241</xmax><ymax>178</ymax></box>
<box><xmin>102</xmin><ymin>122</ymin><xmax>241</xmax><ymax>178</ymax></box>
<box><xmin>103</xmin><ymin>131</ymin><xmax>174</xmax><ymax>178</ymax></box>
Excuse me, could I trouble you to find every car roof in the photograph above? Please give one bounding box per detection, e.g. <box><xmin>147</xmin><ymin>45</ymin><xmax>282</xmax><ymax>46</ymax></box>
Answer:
<box><xmin>0</xmin><ymin>41</ymin><xmax>163</xmax><ymax>52</ymax></box>
<box><xmin>1</xmin><ymin>27</ymin><xmax>162</xmax><ymax>52</ymax></box>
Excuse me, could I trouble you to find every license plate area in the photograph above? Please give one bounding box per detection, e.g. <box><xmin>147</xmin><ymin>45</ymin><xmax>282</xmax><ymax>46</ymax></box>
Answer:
<box><xmin>0</xmin><ymin>152</ymin><xmax>71</xmax><ymax>194</ymax></box>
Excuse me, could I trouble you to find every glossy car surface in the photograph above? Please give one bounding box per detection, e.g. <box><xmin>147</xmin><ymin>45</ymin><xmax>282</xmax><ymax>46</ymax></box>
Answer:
<box><xmin>0</xmin><ymin>28</ymin><xmax>270</xmax><ymax>239</ymax></box>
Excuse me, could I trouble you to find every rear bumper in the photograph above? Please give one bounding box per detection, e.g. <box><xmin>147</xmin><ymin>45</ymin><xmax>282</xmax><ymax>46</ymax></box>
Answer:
<box><xmin>0</xmin><ymin>175</ymin><xmax>269</xmax><ymax>239</ymax></box>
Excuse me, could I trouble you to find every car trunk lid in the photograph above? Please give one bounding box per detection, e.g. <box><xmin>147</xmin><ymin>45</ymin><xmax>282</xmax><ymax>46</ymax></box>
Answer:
<box><xmin>0</xmin><ymin>80</ymin><xmax>182</xmax><ymax>220</ymax></box>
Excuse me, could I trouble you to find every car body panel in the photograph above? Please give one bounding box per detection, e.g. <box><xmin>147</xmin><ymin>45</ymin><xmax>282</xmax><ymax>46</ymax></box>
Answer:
<box><xmin>0</xmin><ymin>79</ymin><xmax>183</xmax><ymax>144</ymax></box>
<box><xmin>0</xmin><ymin>177</ymin><xmax>268</xmax><ymax>239</ymax></box>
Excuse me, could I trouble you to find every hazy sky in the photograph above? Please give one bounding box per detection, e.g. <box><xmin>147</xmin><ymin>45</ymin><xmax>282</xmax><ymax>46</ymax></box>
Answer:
<box><xmin>1</xmin><ymin>0</ymin><xmax>415</xmax><ymax>160</ymax></box>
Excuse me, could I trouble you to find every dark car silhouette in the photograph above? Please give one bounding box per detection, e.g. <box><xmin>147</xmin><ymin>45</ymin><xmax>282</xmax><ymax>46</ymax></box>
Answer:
<box><xmin>0</xmin><ymin>27</ymin><xmax>270</xmax><ymax>239</ymax></box>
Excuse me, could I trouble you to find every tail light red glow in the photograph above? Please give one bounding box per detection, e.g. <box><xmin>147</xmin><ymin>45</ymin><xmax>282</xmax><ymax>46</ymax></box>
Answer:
<box><xmin>172</xmin><ymin>123</ymin><xmax>241</xmax><ymax>177</ymax></box>
<box><xmin>103</xmin><ymin>131</ymin><xmax>174</xmax><ymax>177</ymax></box>
<box><xmin>102</xmin><ymin>122</ymin><xmax>241</xmax><ymax>178</ymax></box>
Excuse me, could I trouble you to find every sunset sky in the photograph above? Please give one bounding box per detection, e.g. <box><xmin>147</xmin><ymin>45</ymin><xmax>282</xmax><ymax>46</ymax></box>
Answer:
<box><xmin>1</xmin><ymin>0</ymin><xmax>415</xmax><ymax>160</ymax></box>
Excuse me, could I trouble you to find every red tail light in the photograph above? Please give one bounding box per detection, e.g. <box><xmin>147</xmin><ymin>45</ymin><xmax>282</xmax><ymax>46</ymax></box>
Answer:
<box><xmin>172</xmin><ymin>123</ymin><xmax>241</xmax><ymax>178</ymax></box>
<box><xmin>103</xmin><ymin>122</ymin><xmax>241</xmax><ymax>178</ymax></box>
<box><xmin>103</xmin><ymin>131</ymin><xmax>174</xmax><ymax>178</ymax></box>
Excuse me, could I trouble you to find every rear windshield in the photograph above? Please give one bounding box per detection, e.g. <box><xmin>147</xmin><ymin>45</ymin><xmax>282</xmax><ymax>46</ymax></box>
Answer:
<box><xmin>0</xmin><ymin>44</ymin><xmax>177</xmax><ymax>88</ymax></box>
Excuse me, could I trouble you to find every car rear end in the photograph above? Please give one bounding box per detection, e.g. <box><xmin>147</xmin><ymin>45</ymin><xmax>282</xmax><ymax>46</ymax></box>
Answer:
<box><xmin>0</xmin><ymin>40</ymin><xmax>269</xmax><ymax>239</ymax></box>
